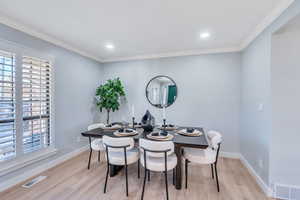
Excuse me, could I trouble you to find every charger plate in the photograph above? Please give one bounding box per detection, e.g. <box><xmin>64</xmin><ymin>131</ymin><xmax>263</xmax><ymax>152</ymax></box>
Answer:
<box><xmin>113</xmin><ymin>130</ymin><xmax>138</xmax><ymax>137</ymax></box>
<box><xmin>177</xmin><ymin>129</ymin><xmax>203</xmax><ymax>137</ymax></box>
<box><xmin>147</xmin><ymin>133</ymin><xmax>174</xmax><ymax>141</ymax></box>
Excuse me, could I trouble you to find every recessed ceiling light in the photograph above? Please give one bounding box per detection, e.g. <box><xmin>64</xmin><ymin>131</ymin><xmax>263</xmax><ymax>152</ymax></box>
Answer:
<box><xmin>105</xmin><ymin>43</ymin><xmax>115</xmax><ymax>50</ymax></box>
<box><xmin>200</xmin><ymin>32</ymin><xmax>211</xmax><ymax>39</ymax></box>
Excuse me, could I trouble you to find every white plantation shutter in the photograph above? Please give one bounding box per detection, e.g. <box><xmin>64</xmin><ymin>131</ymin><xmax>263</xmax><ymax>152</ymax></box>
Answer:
<box><xmin>0</xmin><ymin>43</ymin><xmax>54</xmax><ymax>165</ymax></box>
<box><xmin>22</xmin><ymin>56</ymin><xmax>51</xmax><ymax>154</ymax></box>
<box><xmin>0</xmin><ymin>50</ymin><xmax>16</xmax><ymax>161</ymax></box>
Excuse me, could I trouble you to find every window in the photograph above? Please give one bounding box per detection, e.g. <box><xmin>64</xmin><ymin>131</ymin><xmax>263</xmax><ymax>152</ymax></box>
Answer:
<box><xmin>0</xmin><ymin>50</ymin><xmax>15</xmax><ymax>161</ymax></box>
<box><xmin>0</xmin><ymin>47</ymin><xmax>53</xmax><ymax>163</ymax></box>
<box><xmin>22</xmin><ymin>56</ymin><xmax>51</xmax><ymax>154</ymax></box>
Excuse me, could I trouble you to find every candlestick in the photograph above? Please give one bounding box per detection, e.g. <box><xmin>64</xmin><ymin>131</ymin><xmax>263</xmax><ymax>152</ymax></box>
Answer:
<box><xmin>132</xmin><ymin>117</ymin><xmax>135</xmax><ymax>129</ymax></box>
<box><xmin>131</xmin><ymin>105</ymin><xmax>135</xmax><ymax>118</ymax></box>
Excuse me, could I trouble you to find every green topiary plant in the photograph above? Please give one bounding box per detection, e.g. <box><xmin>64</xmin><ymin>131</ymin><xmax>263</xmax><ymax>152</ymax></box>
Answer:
<box><xmin>95</xmin><ymin>78</ymin><xmax>126</xmax><ymax>124</ymax></box>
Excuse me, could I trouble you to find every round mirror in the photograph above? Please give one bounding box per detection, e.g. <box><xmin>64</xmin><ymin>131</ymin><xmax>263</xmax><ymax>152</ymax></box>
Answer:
<box><xmin>146</xmin><ymin>75</ymin><xmax>178</xmax><ymax>108</ymax></box>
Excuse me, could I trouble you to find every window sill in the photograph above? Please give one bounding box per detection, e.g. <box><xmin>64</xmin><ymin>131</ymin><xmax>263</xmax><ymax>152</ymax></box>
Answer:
<box><xmin>0</xmin><ymin>147</ymin><xmax>57</xmax><ymax>176</ymax></box>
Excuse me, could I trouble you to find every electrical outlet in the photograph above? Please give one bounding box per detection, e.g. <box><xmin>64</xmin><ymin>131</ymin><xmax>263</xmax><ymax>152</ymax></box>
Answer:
<box><xmin>77</xmin><ymin>136</ymin><xmax>81</xmax><ymax>143</ymax></box>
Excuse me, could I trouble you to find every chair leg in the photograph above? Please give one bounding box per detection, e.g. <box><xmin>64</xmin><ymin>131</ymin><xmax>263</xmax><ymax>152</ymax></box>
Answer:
<box><xmin>98</xmin><ymin>151</ymin><xmax>101</xmax><ymax>162</ymax></box>
<box><xmin>141</xmin><ymin>166</ymin><xmax>147</xmax><ymax>200</ymax></box>
<box><xmin>185</xmin><ymin>159</ymin><xmax>188</xmax><ymax>189</ymax></box>
<box><xmin>138</xmin><ymin>159</ymin><xmax>140</xmax><ymax>179</ymax></box>
<box><xmin>211</xmin><ymin>164</ymin><xmax>214</xmax><ymax>179</ymax></box>
<box><xmin>165</xmin><ymin>170</ymin><xmax>169</xmax><ymax>200</ymax></box>
<box><xmin>214</xmin><ymin>163</ymin><xmax>220</xmax><ymax>192</ymax></box>
<box><xmin>125</xmin><ymin>164</ymin><xmax>128</xmax><ymax>196</ymax></box>
<box><xmin>148</xmin><ymin>170</ymin><xmax>150</xmax><ymax>182</ymax></box>
<box><xmin>104</xmin><ymin>164</ymin><xmax>109</xmax><ymax>193</ymax></box>
<box><xmin>88</xmin><ymin>149</ymin><xmax>92</xmax><ymax>170</ymax></box>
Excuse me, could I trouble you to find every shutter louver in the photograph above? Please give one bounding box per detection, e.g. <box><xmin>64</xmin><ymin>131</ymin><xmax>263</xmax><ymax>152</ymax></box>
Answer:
<box><xmin>0</xmin><ymin>50</ymin><xmax>16</xmax><ymax>161</ymax></box>
<box><xmin>22</xmin><ymin>56</ymin><xmax>51</xmax><ymax>154</ymax></box>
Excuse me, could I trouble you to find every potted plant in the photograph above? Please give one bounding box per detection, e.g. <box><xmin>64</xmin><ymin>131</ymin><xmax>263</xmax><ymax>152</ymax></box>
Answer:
<box><xmin>95</xmin><ymin>78</ymin><xmax>126</xmax><ymax>124</ymax></box>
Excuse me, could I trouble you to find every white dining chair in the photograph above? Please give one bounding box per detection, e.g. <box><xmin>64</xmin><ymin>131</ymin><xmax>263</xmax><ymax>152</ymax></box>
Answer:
<box><xmin>103</xmin><ymin>136</ymin><xmax>140</xmax><ymax>197</ymax></box>
<box><xmin>87</xmin><ymin>123</ymin><xmax>105</xmax><ymax>169</ymax></box>
<box><xmin>183</xmin><ymin>130</ymin><xmax>222</xmax><ymax>192</ymax></box>
<box><xmin>139</xmin><ymin>139</ymin><xmax>177</xmax><ymax>200</ymax></box>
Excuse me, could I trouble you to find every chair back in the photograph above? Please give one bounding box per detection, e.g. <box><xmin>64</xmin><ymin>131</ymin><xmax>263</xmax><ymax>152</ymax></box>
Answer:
<box><xmin>139</xmin><ymin>139</ymin><xmax>174</xmax><ymax>157</ymax></box>
<box><xmin>88</xmin><ymin>123</ymin><xmax>105</xmax><ymax>131</ymax></box>
<box><xmin>207</xmin><ymin>130</ymin><xmax>222</xmax><ymax>149</ymax></box>
<box><xmin>103</xmin><ymin>135</ymin><xmax>134</xmax><ymax>152</ymax></box>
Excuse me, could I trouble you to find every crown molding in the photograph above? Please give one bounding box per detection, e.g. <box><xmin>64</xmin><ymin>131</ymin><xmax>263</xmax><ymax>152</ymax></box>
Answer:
<box><xmin>240</xmin><ymin>0</ymin><xmax>294</xmax><ymax>49</ymax></box>
<box><xmin>102</xmin><ymin>46</ymin><xmax>241</xmax><ymax>63</ymax></box>
<box><xmin>0</xmin><ymin>15</ymin><xmax>104</xmax><ymax>63</ymax></box>
<box><xmin>0</xmin><ymin>0</ymin><xmax>294</xmax><ymax>63</ymax></box>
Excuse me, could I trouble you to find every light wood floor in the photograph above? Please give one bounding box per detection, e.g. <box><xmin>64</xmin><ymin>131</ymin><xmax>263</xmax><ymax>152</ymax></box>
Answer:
<box><xmin>1</xmin><ymin>151</ymin><xmax>274</xmax><ymax>200</ymax></box>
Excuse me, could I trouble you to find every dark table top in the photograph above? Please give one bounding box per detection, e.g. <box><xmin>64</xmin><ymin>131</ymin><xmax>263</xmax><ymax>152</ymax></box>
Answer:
<box><xmin>81</xmin><ymin>126</ymin><xmax>209</xmax><ymax>149</ymax></box>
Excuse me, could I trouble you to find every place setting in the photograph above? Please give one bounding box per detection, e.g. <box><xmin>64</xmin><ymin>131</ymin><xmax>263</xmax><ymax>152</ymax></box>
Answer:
<box><xmin>146</xmin><ymin>130</ymin><xmax>174</xmax><ymax>141</ymax></box>
<box><xmin>100</xmin><ymin>123</ymin><xmax>122</xmax><ymax>130</ymax></box>
<box><xmin>176</xmin><ymin>127</ymin><xmax>203</xmax><ymax>137</ymax></box>
<box><xmin>113</xmin><ymin>128</ymin><xmax>139</xmax><ymax>137</ymax></box>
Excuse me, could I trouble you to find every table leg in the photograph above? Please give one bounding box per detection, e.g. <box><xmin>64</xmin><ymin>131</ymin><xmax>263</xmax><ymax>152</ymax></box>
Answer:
<box><xmin>175</xmin><ymin>144</ymin><xmax>182</xmax><ymax>189</ymax></box>
<box><xmin>87</xmin><ymin>136</ymin><xmax>92</xmax><ymax>170</ymax></box>
<box><xmin>110</xmin><ymin>165</ymin><xmax>124</xmax><ymax>177</ymax></box>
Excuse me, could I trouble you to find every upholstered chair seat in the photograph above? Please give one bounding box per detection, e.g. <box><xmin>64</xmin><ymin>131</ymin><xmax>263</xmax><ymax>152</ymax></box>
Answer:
<box><xmin>183</xmin><ymin>130</ymin><xmax>222</xmax><ymax>192</ymax></box>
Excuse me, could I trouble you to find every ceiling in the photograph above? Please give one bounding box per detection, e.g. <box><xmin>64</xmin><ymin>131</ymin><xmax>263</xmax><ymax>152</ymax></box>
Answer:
<box><xmin>0</xmin><ymin>0</ymin><xmax>294</xmax><ymax>62</ymax></box>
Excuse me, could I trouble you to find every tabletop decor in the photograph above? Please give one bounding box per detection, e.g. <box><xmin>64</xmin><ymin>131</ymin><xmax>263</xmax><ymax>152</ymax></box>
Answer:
<box><xmin>162</xmin><ymin>106</ymin><xmax>166</xmax><ymax>131</ymax></box>
<box><xmin>147</xmin><ymin>132</ymin><xmax>174</xmax><ymax>141</ymax></box>
<box><xmin>159</xmin><ymin>124</ymin><xmax>178</xmax><ymax>131</ymax></box>
<box><xmin>95</xmin><ymin>78</ymin><xmax>126</xmax><ymax>124</ymax></box>
<box><xmin>131</xmin><ymin>105</ymin><xmax>136</xmax><ymax>129</ymax></box>
<box><xmin>113</xmin><ymin>128</ymin><xmax>138</xmax><ymax>137</ymax></box>
<box><xmin>101</xmin><ymin>124</ymin><xmax>122</xmax><ymax>130</ymax></box>
<box><xmin>141</xmin><ymin>110</ymin><xmax>155</xmax><ymax>132</ymax></box>
<box><xmin>177</xmin><ymin>128</ymin><xmax>203</xmax><ymax>137</ymax></box>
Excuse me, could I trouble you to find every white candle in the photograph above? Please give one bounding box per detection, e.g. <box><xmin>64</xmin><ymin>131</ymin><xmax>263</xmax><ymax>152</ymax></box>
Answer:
<box><xmin>131</xmin><ymin>105</ymin><xmax>135</xmax><ymax>118</ymax></box>
<box><xmin>163</xmin><ymin>106</ymin><xmax>166</xmax><ymax>120</ymax></box>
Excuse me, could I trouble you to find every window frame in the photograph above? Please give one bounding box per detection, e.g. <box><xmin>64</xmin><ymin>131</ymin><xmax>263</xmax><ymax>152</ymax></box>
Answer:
<box><xmin>0</xmin><ymin>38</ymin><xmax>56</xmax><ymax>174</ymax></box>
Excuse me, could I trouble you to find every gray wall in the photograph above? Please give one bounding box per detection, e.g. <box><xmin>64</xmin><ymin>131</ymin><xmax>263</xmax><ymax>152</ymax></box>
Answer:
<box><xmin>271</xmin><ymin>29</ymin><xmax>300</xmax><ymax>186</ymax></box>
<box><xmin>0</xmin><ymin>23</ymin><xmax>103</xmax><ymax>182</ymax></box>
<box><xmin>102</xmin><ymin>53</ymin><xmax>241</xmax><ymax>154</ymax></box>
<box><xmin>240</xmin><ymin>1</ymin><xmax>300</xmax><ymax>186</ymax></box>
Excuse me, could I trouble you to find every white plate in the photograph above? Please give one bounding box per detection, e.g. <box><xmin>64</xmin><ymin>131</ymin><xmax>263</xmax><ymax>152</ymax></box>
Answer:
<box><xmin>177</xmin><ymin>129</ymin><xmax>203</xmax><ymax>137</ymax></box>
<box><xmin>114</xmin><ymin>130</ymin><xmax>138</xmax><ymax>137</ymax></box>
<box><xmin>147</xmin><ymin>133</ymin><xmax>174</xmax><ymax>141</ymax></box>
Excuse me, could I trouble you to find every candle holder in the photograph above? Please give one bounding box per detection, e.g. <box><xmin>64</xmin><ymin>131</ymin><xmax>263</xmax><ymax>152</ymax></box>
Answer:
<box><xmin>163</xmin><ymin>118</ymin><xmax>166</xmax><ymax>131</ymax></box>
<box><xmin>132</xmin><ymin>117</ymin><xmax>135</xmax><ymax>130</ymax></box>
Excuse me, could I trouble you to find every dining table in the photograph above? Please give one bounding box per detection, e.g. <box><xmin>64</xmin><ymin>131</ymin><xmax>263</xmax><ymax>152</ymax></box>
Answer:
<box><xmin>81</xmin><ymin>126</ymin><xmax>209</xmax><ymax>190</ymax></box>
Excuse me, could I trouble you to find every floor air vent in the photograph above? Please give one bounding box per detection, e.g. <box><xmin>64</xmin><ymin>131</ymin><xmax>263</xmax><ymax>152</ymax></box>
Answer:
<box><xmin>273</xmin><ymin>183</ymin><xmax>300</xmax><ymax>200</ymax></box>
<box><xmin>22</xmin><ymin>176</ymin><xmax>47</xmax><ymax>188</ymax></box>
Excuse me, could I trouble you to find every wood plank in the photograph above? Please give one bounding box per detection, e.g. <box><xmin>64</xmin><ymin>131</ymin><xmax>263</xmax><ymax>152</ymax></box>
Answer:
<box><xmin>0</xmin><ymin>151</ymin><xmax>276</xmax><ymax>200</ymax></box>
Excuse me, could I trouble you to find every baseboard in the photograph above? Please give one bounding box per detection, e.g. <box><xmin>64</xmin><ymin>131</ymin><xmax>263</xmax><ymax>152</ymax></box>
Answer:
<box><xmin>220</xmin><ymin>151</ymin><xmax>241</xmax><ymax>159</ymax></box>
<box><xmin>0</xmin><ymin>145</ymin><xmax>89</xmax><ymax>192</ymax></box>
<box><xmin>240</xmin><ymin>154</ymin><xmax>273</xmax><ymax>197</ymax></box>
